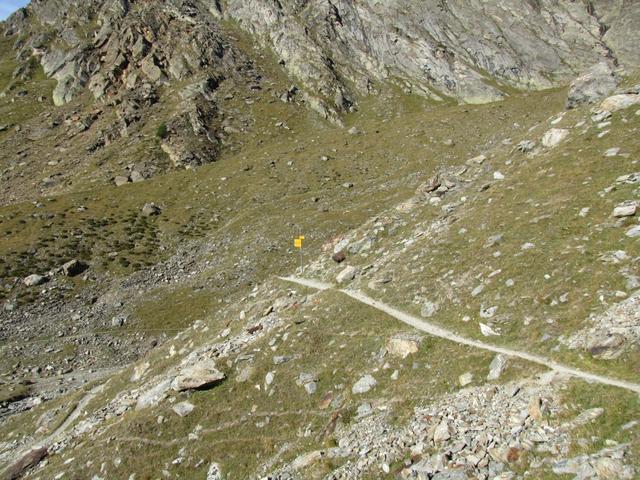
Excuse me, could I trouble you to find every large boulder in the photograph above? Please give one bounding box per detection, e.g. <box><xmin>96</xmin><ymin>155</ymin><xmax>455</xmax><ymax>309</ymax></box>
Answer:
<box><xmin>599</xmin><ymin>92</ymin><xmax>640</xmax><ymax>113</ymax></box>
<box><xmin>566</xmin><ymin>62</ymin><xmax>618</xmax><ymax>109</ymax></box>
<box><xmin>171</xmin><ymin>360</ymin><xmax>225</xmax><ymax>391</ymax></box>
<box><xmin>23</xmin><ymin>274</ymin><xmax>48</xmax><ymax>287</ymax></box>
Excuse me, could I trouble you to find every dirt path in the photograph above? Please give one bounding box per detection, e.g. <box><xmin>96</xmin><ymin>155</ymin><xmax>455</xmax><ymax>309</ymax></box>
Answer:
<box><xmin>279</xmin><ymin>276</ymin><xmax>640</xmax><ymax>394</ymax></box>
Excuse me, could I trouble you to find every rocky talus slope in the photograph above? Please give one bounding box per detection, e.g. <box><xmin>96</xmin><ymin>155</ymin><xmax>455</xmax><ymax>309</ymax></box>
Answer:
<box><xmin>0</xmin><ymin>0</ymin><xmax>639</xmax><ymax>479</ymax></box>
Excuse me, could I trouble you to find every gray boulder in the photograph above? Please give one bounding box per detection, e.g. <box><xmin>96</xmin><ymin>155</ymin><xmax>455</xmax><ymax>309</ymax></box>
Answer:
<box><xmin>23</xmin><ymin>274</ymin><xmax>48</xmax><ymax>287</ymax></box>
<box><xmin>487</xmin><ymin>354</ymin><xmax>508</xmax><ymax>380</ymax></box>
<box><xmin>172</xmin><ymin>401</ymin><xmax>195</xmax><ymax>417</ymax></box>
<box><xmin>207</xmin><ymin>463</ymin><xmax>223</xmax><ymax>480</ymax></box>
<box><xmin>352</xmin><ymin>374</ymin><xmax>377</xmax><ymax>394</ymax></box>
<box><xmin>142</xmin><ymin>203</ymin><xmax>161</xmax><ymax>217</ymax></box>
<box><xmin>171</xmin><ymin>360</ymin><xmax>225</xmax><ymax>391</ymax></box>
<box><xmin>114</xmin><ymin>176</ymin><xmax>130</xmax><ymax>187</ymax></box>
<box><xmin>62</xmin><ymin>259</ymin><xmax>87</xmax><ymax>276</ymax></box>
<box><xmin>566</xmin><ymin>62</ymin><xmax>618</xmax><ymax>109</ymax></box>
<box><xmin>336</xmin><ymin>265</ymin><xmax>357</xmax><ymax>284</ymax></box>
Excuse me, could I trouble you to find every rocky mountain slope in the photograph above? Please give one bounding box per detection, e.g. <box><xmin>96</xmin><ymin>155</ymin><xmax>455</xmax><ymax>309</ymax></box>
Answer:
<box><xmin>1</xmin><ymin>0</ymin><xmax>640</xmax><ymax>479</ymax></box>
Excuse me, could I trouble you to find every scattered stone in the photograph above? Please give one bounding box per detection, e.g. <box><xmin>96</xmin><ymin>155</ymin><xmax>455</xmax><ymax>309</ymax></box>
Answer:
<box><xmin>111</xmin><ymin>314</ymin><xmax>127</xmax><ymax>327</ymax></box>
<box><xmin>599</xmin><ymin>93</ymin><xmax>640</xmax><ymax>113</ymax></box>
<box><xmin>553</xmin><ymin>445</ymin><xmax>634</xmax><ymax>480</ymax></box>
<box><xmin>141</xmin><ymin>55</ymin><xmax>164</xmax><ymax>82</ymax></box>
<box><xmin>130</xmin><ymin>170</ymin><xmax>145</xmax><ymax>183</ymax></box>
<box><xmin>604</xmin><ymin>147</ymin><xmax>621</xmax><ymax>157</ymax></box>
<box><xmin>421</xmin><ymin>301</ymin><xmax>439</xmax><ymax>318</ymax></box>
<box><xmin>114</xmin><ymin>175</ymin><xmax>130</xmax><ymax>187</ymax></box>
<box><xmin>458</xmin><ymin>372</ymin><xmax>473</xmax><ymax>387</ymax></box>
<box><xmin>487</xmin><ymin>354</ymin><xmax>508</xmax><ymax>380</ymax></box>
<box><xmin>62</xmin><ymin>259</ymin><xmax>87</xmax><ymax>276</ymax></box>
<box><xmin>433</xmin><ymin>420</ymin><xmax>452</xmax><ymax>442</ymax></box>
<box><xmin>172</xmin><ymin>401</ymin><xmax>195</xmax><ymax>417</ymax></box>
<box><xmin>595</xmin><ymin>457</ymin><xmax>634</xmax><ymax>480</ymax></box>
<box><xmin>352</xmin><ymin>374</ymin><xmax>377</xmax><ymax>394</ymax></box>
<box><xmin>432</xmin><ymin>470</ymin><xmax>466</xmax><ymax>480</ymax></box>
<box><xmin>142</xmin><ymin>203</ymin><xmax>161</xmax><ymax>217</ymax></box>
<box><xmin>479</xmin><ymin>305</ymin><xmax>498</xmax><ymax>318</ymax></box>
<box><xmin>420</xmin><ymin>174</ymin><xmax>441</xmax><ymax>193</ymax></box>
<box><xmin>592</xmin><ymin>110</ymin><xmax>612</xmax><ymax>123</ymax></box>
<box><xmin>265</xmin><ymin>371</ymin><xmax>275</xmax><ymax>386</ymax></box>
<box><xmin>542</xmin><ymin>128</ymin><xmax>569</xmax><ymax>148</ymax></box>
<box><xmin>479</xmin><ymin>323</ymin><xmax>500</xmax><ymax>336</ymax></box>
<box><xmin>471</xmin><ymin>284</ymin><xmax>484</xmax><ymax>297</ymax></box>
<box><xmin>613</xmin><ymin>204</ymin><xmax>636</xmax><ymax>218</ymax></box>
<box><xmin>273</xmin><ymin>355</ymin><xmax>293</xmax><ymax>365</ymax></box>
<box><xmin>386</xmin><ymin>334</ymin><xmax>420</xmax><ymax>358</ymax></box>
<box><xmin>563</xmin><ymin>291</ymin><xmax>640</xmax><ymax>359</ymax></box>
<box><xmin>493</xmin><ymin>171</ymin><xmax>505</xmax><ymax>180</ymax></box>
<box><xmin>332</xmin><ymin>251</ymin><xmax>346</xmax><ymax>263</ymax></box>
<box><xmin>4</xmin><ymin>447</ymin><xmax>48</xmax><ymax>480</ymax></box>
<box><xmin>336</xmin><ymin>265</ymin><xmax>357</xmax><ymax>284</ymax></box>
<box><xmin>626</xmin><ymin>225</ymin><xmax>640</xmax><ymax>238</ymax></box>
<box><xmin>586</xmin><ymin>334</ymin><xmax>626</xmax><ymax>359</ymax></box>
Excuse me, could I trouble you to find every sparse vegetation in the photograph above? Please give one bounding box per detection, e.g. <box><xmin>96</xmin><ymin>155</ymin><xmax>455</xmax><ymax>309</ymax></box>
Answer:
<box><xmin>0</xmin><ymin>2</ymin><xmax>639</xmax><ymax>479</ymax></box>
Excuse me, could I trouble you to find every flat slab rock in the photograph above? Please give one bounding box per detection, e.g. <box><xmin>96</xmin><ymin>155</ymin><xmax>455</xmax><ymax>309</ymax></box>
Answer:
<box><xmin>171</xmin><ymin>360</ymin><xmax>225</xmax><ymax>391</ymax></box>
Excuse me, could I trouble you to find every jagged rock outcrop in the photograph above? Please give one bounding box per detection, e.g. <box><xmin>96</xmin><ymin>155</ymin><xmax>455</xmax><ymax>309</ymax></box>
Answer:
<box><xmin>222</xmin><ymin>0</ymin><xmax>640</xmax><ymax>113</ymax></box>
<box><xmin>5</xmin><ymin>0</ymin><xmax>640</xmax><ymax>123</ymax></box>
<box><xmin>3</xmin><ymin>0</ymin><xmax>262</xmax><ymax>167</ymax></box>
<box><xmin>1</xmin><ymin>0</ymin><xmax>639</xmax><ymax>170</ymax></box>
<box><xmin>566</xmin><ymin>61</ymin><xmax>619</xmax><ymax>109</ymax></box>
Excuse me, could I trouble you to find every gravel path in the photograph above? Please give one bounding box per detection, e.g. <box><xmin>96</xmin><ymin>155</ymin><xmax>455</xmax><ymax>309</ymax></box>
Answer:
<box><xmin>280</xmin><ymin>276</ymin><xmax>640</xmax><ymax>394</ymax></box>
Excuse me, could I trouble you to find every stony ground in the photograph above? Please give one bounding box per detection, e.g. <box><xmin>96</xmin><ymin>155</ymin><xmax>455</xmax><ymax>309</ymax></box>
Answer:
<box><xmin>1</xmin><ymin>84</ymin><xmax>639</xmax><ymax>479</ymax></box>
<box><xmin>1</xmin><ymin>1</ymin><xmax>640</xmax><ymax>479</ymax></box>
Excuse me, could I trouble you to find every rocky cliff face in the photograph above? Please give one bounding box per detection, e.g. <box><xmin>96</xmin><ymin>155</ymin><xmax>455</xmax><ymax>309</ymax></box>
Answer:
<box><xmin>223</xmin><ymin>0</ymin><xmax>627</xmax><ymax>109</ymax></box>
<box><xmin>4</xmin><ymin>0</ymin><xmax>640</xmax><ymax>125</ymax></box>
<box><xmin>4</xmin><ymin>0</ymin><xmax>264</xmax><ymax>168</ymax></box>
<box><xmin>0</xmin><ymin>0</ymin><xmax>637</xmax><ymax>179</ymax></box>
